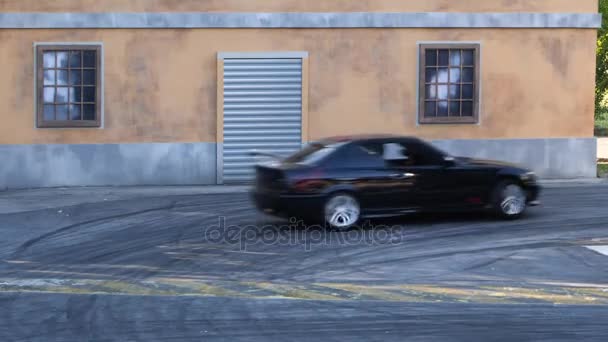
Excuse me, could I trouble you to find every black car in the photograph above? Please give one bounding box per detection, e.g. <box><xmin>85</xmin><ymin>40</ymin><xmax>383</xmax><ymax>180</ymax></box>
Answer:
<box><xmin>252</xmin><ymin>135</ymin><xmax>540</xmax><ymax>229</ymax></box>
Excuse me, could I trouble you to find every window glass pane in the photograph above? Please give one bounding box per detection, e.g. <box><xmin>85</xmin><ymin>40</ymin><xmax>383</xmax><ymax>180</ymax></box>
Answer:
<box><xmin>43</xmin><ymin>70</ymin><xmax>55</xmax><ymax>85</ymax></box>
<box><xmin>462</xmin><ymin>50</ymin><xmax>474</xmax><ymax>65</ymax></box>
<box><xmin>425</xmin><ymin>68</ymin><xmax>437</xmax><ymax>83</ymax></box>
<box><xmin>462</xmin><ymin>67</ymin><xmax>474</xmax><ymax>83</ymax></box>
<box><xmin>438</xmin><ymin>50</ymin><xmax>449</xmax><ymax>66</ymax></box>
<box><xmin>69</xmin><ymin>104</ymin><xmax>81</xmax><ymax>120</ymax></box>
<box><xmin>43</xmin><ymin>52</ymin><xmax>55</xmax><ymax>68</ymax></box>
<box><xmin>69</xmin><ymin>70</ymin><xmax>82</xmax><ymax>85</ymax></box>
<box><xmin>43</xmin><ymin>105</ymin><xmax>54</xmax><ymax>120</ymax></box>
<box><xmin>425</xmin><ymin>49</ymin><xmax>437</xmax><ymax>66</ymax></box>
<box><xmin>56</xmin><ymin>105</ymin><xmax>68</xmax><ymax>120</ymax></box>
<box><xmin>462</xmin><ymin>84</ymin><xmax>474</xmax><ymax>99</ymax></box>
<box><xmin>69</xmin><ymin>51</ymin><xmax>81</xmax><ymax>68</ymax></box>
<box><xmin>449</xmin><ymin>68</ymin><xmax>461</xmax><ymax>83</ymax></box>
<box><xmin>437</xmin><ymin>101</ymin><xmax>448</xmax><ymax>116</ymax></box>
<box><xmin>83</xmin><ymin>87</ymin><xmax>96</xmax><ymax>102</ymax></box>
<box><xmin>462</xmin><ymin>101</ymin><xmax>474</xmax><ymax>116</ymax></box>
<box><xmin>425</xmin><ymin>101</ymin><xmax>436</xmax><ymax>117</ymax></box>
<box><xmin>437</xmin><ymin>68</ymin><xmax>448</xmax><ymax>83</ymax></box>
<box><xmin>437</xmin><ymin>85</ymin><xmax>448</xmax><ymax>100</ymax></box>
<box><xmin>449</xmin><ymin>101</ymin><xmax>461</xmax><ymax>116</ymax></box>
<box><xmin>56</xmin><ymin>87</ymin><xmax>68</xmax><ymax>103</ymax></box>
<box><xmin>56</xmin><ymin>51</ymin><xmax>69</xmax><ymax>68</ymax></box>
<box><xmin>69</xmin><ymin>87</ymin><xmax>82</xmax><ymax>103</ymax></box>
<box><xmin>83</xmin><ymin>50</ymin><xmax>96</xmax><ymax>68</ymax></box>
<box><xmin>425</xmin><ymin>84</ymin><xmax>436</xmax><ymax>99</ymax></box>
<box><xmin>43</xmin><ymin>87</ymin><xmax>55</xmax><ymax>103</ymax></box>
<box><xmin>55</xmin><ymin>87</ymin><xmax>68</xmax><ymax>103</ymax></box>
<box><xmin>83</xmin><ymin>70</ymin><xmax>96</xmax><ymax>85</ymax></box>
<box><xmin>83</xmin><ymin>104</ymin><xmax>96</xmax><ymax>120</ymax></box>
<box><xmin>449</xmin><ymin>85</ymin><xmax>461</xmax><ymax>99</ymax></box>
<box><xmin>57</xmin><ymin>70</ymin><xmax>69</xmax><ymax>86</ymax></box>
<box><xmin>449</xmin><ymin>50</ymin><xmax>461</xmax><ymax>66</ymax></box>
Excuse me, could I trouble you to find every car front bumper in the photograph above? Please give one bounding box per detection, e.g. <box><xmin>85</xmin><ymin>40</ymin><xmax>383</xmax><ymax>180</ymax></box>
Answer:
<box><xmin>524</xmin><ymin>183</ymin><xmax>541</xmax><ymax>205</ymax></box>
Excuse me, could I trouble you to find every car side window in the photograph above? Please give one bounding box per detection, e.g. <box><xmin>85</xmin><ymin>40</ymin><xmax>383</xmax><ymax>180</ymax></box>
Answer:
<box><xmin>382</xmin><ymin>142</ymin><xmax>415</xmax><ymax>167</ymax></box>
<box><xmin>333</xmin><ymin>142</ymin><xmax>385</xmax><ymax>169</ymax></box>
<box><xmin>379</xmin><ymin>140</ymin><xmax>443</xmax><ymax>167</ymax></box>
<box><xmin>399</xmin><ymin>141</ymin><xmax>444</xmax><ymax>166</ymax></box>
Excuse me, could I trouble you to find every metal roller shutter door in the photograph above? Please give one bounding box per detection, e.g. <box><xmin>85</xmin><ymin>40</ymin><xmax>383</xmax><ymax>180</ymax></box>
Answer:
<box><xmin>222</xmin><ymin>58</ymin><xmax>303</xmax><ymax>183</ymax></box>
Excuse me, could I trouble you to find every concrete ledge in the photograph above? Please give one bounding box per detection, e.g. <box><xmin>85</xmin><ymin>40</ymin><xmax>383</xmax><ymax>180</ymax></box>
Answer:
<box><xmin>0</xmin><ymin>138</ymin><xmax>598</xmax><ymax>189</ymax></box>
<box><xmin>0</xmin><ymin>143</ymin><xmax>217</xmax><ymax>189</ymax></box>
<box><xmin>432</xmin><ymin>138</ymin><xmax>597</xmax><ymax>179</ymax></box>
<box><xmin>540</xmin><ymin>178</ymin><xmax>608</xmax><ymax>188</ymax></box>
<box><xmin>0</xmin><ymin>12</ymin><xmax>601</xmax><ymax>29</ymax></box>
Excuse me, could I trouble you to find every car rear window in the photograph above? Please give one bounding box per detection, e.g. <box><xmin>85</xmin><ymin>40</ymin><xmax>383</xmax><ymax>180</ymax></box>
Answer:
<box><xmin>283</xmin><ymin>142</ymin><xmax>345</xmax><ymax>165</ymax></box>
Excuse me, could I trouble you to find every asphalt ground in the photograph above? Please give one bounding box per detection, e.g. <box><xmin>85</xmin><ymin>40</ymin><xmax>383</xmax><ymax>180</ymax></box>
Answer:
<box><xmin>1</xmin><ymin>184</ymin><xmax>608</xmax><ymax>341</ymax></box>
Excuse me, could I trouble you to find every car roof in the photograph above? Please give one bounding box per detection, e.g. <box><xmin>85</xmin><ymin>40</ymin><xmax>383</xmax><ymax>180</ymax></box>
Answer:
<box><xmin>320</xmin><ymin>134</ymin><xmax>421</xmax><ymax>144</ymax></box>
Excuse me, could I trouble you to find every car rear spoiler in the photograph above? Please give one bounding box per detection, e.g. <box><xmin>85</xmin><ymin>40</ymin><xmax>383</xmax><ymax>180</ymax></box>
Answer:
<box><xmin>248</xmin><ymin>150</ymin><xmax>283</xmax><ymax>162</ymax></box>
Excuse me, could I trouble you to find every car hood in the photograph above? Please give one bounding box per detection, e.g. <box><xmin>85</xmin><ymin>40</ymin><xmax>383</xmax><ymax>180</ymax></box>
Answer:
<box><xmin>454</xmin><ymin>156</ymin><xmax>525</xmax><ymax>169</ymax></box>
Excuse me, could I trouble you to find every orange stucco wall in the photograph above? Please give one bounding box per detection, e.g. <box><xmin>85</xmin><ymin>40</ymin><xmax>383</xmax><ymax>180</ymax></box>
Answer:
<box><xmin>0</xmin><ymin>0</ymin><xmax>598</xmax><ymax>13</ymax></box>
<box><xmin>0</xmin><ymin>28</ymin><xmax>597</xmax><ymax>144</ymax></box>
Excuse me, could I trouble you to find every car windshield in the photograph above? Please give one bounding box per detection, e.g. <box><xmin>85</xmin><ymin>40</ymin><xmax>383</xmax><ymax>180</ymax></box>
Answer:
<box><xmin>284</xmin><ymin>141</ymin><xmax>345</xmax><ymax>165</ymax></box>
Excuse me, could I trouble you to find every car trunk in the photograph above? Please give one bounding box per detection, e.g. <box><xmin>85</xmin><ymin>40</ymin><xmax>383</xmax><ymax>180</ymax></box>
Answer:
<box><xmin>255</xmin><ymin>165</ymin><xmax>288</xmax><ymax>192</ymax></box>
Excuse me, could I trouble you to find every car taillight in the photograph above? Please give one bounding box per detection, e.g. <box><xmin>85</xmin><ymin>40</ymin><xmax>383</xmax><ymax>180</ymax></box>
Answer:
<box><xmin>292</xmin><ymin>169</ymin><xmax>325</xmax><ymax>192</ymax></box>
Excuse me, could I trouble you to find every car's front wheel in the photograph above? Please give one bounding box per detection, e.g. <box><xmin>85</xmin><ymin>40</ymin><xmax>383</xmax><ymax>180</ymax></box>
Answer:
<box><xmin>324</xmin><ymin>193</ymin><xmax>360</xmax><ymax>230</ymax></box>
<box><xmin>492</xmin><ymin>180</ymin><xmax>527</xmax><ymax>219</ymax></box>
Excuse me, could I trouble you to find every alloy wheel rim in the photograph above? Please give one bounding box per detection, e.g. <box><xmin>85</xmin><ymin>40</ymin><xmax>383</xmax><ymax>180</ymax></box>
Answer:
<box><xmin>500</xmin><ymin>184</ymin><xmax>526</xmax><ymax>215</ymax></box>
<box><xmin>325</xmin><ymin>195</ymin><xmax>360</xmax><ymax>228</ymax></box>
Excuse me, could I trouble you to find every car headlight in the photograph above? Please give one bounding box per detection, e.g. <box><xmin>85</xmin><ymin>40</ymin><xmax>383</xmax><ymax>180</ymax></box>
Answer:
<box><xmin>520</xmin><ymin>171</ymin><xmax>536</xmax><ymax>182</ymax></box>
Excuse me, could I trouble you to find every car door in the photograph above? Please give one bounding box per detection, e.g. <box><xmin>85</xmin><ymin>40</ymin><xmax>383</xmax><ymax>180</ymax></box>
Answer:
<box><xmin>379</xmin><ymin>139</ymin><xmax>431</xmax><ymax>211</ymax></box>
<box><xmin>439</xmin><ymin>160</ymin><xmax>497</xmax><ymax>208</ymax></box>
<box><xmin>333</xmin><ymin>141</ymin><xmax>396</xmax><ymax>215</ymax></box>
<box><xmin>405</xmin><ymin>139</ymin><xmax>493</xmax><ymax>209</ymax></box>
<box><xmin>384</xmin><ymin>139</ymin><xmax>447</xmax><ymax>210</ymax></box>
<box><xmin>330</xmin><ymin>141</ymin><xmax>411</xmax><ymax>214</ymax></box>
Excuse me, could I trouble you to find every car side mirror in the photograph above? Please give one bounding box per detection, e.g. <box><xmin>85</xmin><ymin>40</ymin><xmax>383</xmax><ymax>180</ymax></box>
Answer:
<box><xmin>442</xmin><ymin>156</ymin><xmax>455</xmax><ymax>166</ymax></box>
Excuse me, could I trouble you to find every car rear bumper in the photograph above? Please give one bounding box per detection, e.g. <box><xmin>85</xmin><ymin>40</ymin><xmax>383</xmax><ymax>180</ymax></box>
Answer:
<box><xmin>251</xmin><ymin>190</ymin><xmax>324</xmax><ymax>219</ymax></box>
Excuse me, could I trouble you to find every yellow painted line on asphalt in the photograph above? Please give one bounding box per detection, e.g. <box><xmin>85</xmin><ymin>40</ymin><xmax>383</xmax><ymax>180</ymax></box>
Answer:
<box><xmin>398</xmin><ymin>285</ymin><xmax>517</xmax><ymax>304</ymax></box>
<box><xmin>564</xmin><ymin>287</ymin><xmax>608</xmax><ymax>300</ymax></box>
<box><xmin>248</xmin><ymin>282</ymin><xmax>344</xmax><ymax>301</ymax></box>
<box><xmin>480</xmin><ymin>286</ymin><xmax>606</xmax><ymax>305</ymax></box>
<box><xmin>92</xmin><ymin>280</ymin><xmax>177</xmax><ymax>296</ymax></box>
<box><xmin>1</xmin><ymin>277</ymin><xmax>608</xmax><ymax>305</ymax></box>
<box><xmin>318</xmin><ymin>283</ymin><xmax>422</xmax><ymax>302</ymax></box>
<box><xmin>531</xmin><ymin>281</ymin><xmax>608</xmax><ymax>288</ymax></box>
<box><xmin>154</xmin><ymin>278</ymin><xmax>247</xmax><ymax>298</ymax></box>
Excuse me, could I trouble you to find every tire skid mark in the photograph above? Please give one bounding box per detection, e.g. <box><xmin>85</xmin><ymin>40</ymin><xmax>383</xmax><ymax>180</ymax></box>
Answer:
<box><xmin>11</xmin><ymin>202</ymin><xmax>179</xmax><ymax>258</ymax></box>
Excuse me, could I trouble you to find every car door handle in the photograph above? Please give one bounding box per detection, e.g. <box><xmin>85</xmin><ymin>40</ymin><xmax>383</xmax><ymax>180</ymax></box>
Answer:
<box><xmin>390</xmin><ymin>172</ymin><xmax>416</xmax><ymax>179</ymax></box>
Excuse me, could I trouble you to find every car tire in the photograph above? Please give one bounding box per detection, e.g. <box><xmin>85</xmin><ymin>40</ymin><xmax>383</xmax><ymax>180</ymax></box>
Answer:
<box><xmin>492</xmin><ymin>180</ymin><xmax>527</xmax><ymax>219</ymax></box>
<box><xmin>323</xmin><ymin>192</ymin><xmax>361</xmax><ymax>230</ymax></box>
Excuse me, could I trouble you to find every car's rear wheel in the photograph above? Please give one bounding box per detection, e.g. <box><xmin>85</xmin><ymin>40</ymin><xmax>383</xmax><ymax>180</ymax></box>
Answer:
<box><xmin>493</xmin><ymin>180</ymin><xmax>527</xmax><ymax>219</ymax></box>
<box><xmin>324</xmin><ymin>193</ymin><xmax>360</xmax><ymax>230</ymax></box>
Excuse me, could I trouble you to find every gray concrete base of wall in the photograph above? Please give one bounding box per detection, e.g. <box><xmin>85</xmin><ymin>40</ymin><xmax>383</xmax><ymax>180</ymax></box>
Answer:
<box><xmin>0</xmin><ymin>138</ymin><xmax>597</xmax><ymax>189</ymax></box>
<box><xmin>0</xmin><ymin>142</ymin><xmax>217</xmax><ymax>189</ymax></box>
<box><xmin>432</xmin><ymin>138</ymin><xmax>597</xmax><ymax>179</ymax></box>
